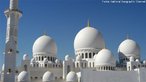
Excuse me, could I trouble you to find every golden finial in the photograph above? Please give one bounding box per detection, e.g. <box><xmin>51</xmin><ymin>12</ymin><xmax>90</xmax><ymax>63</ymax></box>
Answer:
<box><xmin>87</xmin><ymin>20</ymin><xmax>90</xmax><ymax>27</ymax></box>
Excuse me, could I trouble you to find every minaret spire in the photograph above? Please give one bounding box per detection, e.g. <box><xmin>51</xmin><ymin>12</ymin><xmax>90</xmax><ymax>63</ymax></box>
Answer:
<box><xmin>3</xmin><ymin>0</ymin><xmax>22</xmax><ymax>82</ymax></box>
<box><xmin>10</xmin><ymin>0</ymin><xmax>18</xmax><ymax>10</ymax></box>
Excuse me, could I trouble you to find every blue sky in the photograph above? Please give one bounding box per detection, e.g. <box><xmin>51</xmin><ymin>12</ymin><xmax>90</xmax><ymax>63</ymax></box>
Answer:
<box><xmin>0</xmin><ymin>0</ymin><xmax>146</xmax><ymax>68</ymax></box>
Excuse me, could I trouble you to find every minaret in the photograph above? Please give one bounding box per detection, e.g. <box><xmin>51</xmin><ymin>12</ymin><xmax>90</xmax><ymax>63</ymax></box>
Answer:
<box><xmin>3</xmin><ymin>0</ymin><xmax>22</xmax><ymax>82</ymax></box>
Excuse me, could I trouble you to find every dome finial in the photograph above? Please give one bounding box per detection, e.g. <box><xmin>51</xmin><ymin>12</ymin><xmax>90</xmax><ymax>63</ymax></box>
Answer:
<box><xmin>43</xmin><ymin>31</ymin><xmax>47</xmax><ymax>35</ymax></box>
<box><xmin>103</xmin><ymin>44</ymin><xmax>106</xmax><ymax>49</ymax></box>
<box><xmin>87</xmin><ymin>19</ymin><xmax>90</xmax><ymax>27</ymax></box>
<box><xmin>126</xmin><ymin>34</ymin><xmax>129</xmax><ymax>39</ymax></box>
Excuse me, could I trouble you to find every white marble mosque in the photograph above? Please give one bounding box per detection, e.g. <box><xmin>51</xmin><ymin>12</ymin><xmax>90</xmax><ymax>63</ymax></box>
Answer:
<box><xmin>1</xmin><ymin>0</ymin><xmax>146</xmax><ymax>82</ymax></box>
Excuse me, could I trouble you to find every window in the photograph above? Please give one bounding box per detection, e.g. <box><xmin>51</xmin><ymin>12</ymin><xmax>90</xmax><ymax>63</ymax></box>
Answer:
<box><xmin>89</xmin><ymin>53</ymin><xmax>92</xmax><ymax>58</ymax></box>
<box><xmin>8</xmin><ymin>69</ymin><xmax>11</xmax><ymax>73</ymax></box>
<box><xmin>24</xmin><ymin>65</ymin><xmax>27</xmax><ymax>71</ymax></box>
<box><xmin>93</xmin><ymin>53</ymin><xmax>95</xmax><ymax>56</ymax></box>
<box><xmin>42</xmin><ymin>56</ymin><xmax>44</xmax><ymax>61</ymax></box>
<box><xmin>85</xmin><ymin>53</ymin><xmax>88</xmax><ymax>58</ymax></box>
<box><xmin>45</xmin><ymin>64</ymin><xmax>47</xmax><ymax>67</ymax></box>
<box><xmin>35</xmin><ymin>77</ymin><xmax>38</xmax><ymax>79</ymax></box>
<box><xmin>15</xmin><ymin>70</ymin><xmax>18</xmax><ymax>73</ymax></box>
<box><xmin>48</xmin><ymin>57</ymin><xmax>50</xmax><ymax>61</ymax></box>
<box><xmin>67</xmin><ymin>65</ymin><xmax>71</xmax><ymax>74</ymax></box>
<box><xmin>85</xmin><ymin>63</ymin><xmax>86</xmax><ymax>68</ymax></box>
<box><xmin>39</xmin><ymin>57</ymin><xmax>40</xmax><ymax>61</ymax></box>
<box><xmin>51</xmin><ymin>57</ymin><xmax>52</xmax><ymax>61</ymax></box>
<box><xmin>77</xmin><ymin>63</ymin><xmax>79</xmax><ymax>68</ymax></box>
<box><xmin>82</xmin><ymin>53</ymin><xmax>84</xmax><ymax>58</ymax></box>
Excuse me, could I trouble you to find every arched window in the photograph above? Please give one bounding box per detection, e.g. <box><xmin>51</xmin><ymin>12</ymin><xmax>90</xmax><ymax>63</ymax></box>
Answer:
<box><xmin>48</xmin><ymin>57</ymin><xmax>50</xmax><ymax>61</ymax></box>
<box><xmin>8</xmin><ymin>69</ymin><xmax>11</xmax><ymax>73</ymax></box>
<box><xmin>89</xmin><ymin>53</ymin><xmax>92</xmax><ymax>58</ymax></box>
<box><xmin>42</xmin><ymin>56</ymin><xmax>44</xmax><ymax>61</ymax></box>
<box><xmin>35</xmin><ymin>77</ymin><xmax>38</xmax><ymax>79</ymax></box>
<box><xmin>77</xmin><ymin>63</ymin><xmax>79</xmax><ymax>68</ymax></box>
<box><xmin>39</xmin><ymin>57</ymin><xmax>40</xmax><ymax>61</ymax></box>
<box><xmin>24</xmin><ymin>65</ymin><xmax>27</xmax><ymax>71</ymax></box>
<box><xmin>82</xmin><ymin>53</ymin><xmax>84</xmax><ymax>58</ymax></box>
<box><xmin>67</xmin><ymin>65</ymin><xmax>71</xmax><ymax>74</ymax></box>
<box><xmin>85</xmin><ymin>53</ymin><xmax>88</xmax><ymax>58</ymax></box>
<box><xmin>50</xmin><ymin>57</ymin><xmax>52</xmax><ymax>61</ymax></box>
<box><xmin>45</xmin><ymin>64</ymin><xmax>47</xmax><ymax>68</ymax></box>
<box><xmin>33</xmin><ymin>64</ymin><xmax>35</xmax><ymax>67</ymax></box>
<box><xmin>93</xmin><ymin>53</ymin><xmax>95</xmax><ymax>56</ymax></box>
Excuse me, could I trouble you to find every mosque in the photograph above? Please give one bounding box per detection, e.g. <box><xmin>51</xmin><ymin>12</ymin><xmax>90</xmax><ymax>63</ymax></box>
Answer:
<box><xmin>1</xmin><ymin>0</ymin><xmax>146</xmax><ymax>82</ymax></box>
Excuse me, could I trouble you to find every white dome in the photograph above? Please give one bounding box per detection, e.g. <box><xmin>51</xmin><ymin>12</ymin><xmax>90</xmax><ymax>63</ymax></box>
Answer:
<box><xmin>74</xmin><ymin>27</ymin><xmax>105</xmax><ymax>50</ymax></box>
<box><xmin>118</xmin><ymin>39</ymin><xmax>140</xmax><ymax>58</ymax></box>
<box><xmin>65</xmin><ymin>55</ymin><xmax>71</xmax><ymax>61</ymax></box>
<box><xmin>43</xmin><ymin>58</ymin><xmax>48</xmax><ymax>63</ymax></box>
<box><xmin>95</xmin><ymin>49</ymin><xmax>116</xmax><ymax>66</ymax></box>
<box><xmin>23</xmin><ymin>54</ymin><xmax>29</xmax><ymax>60</ymax></box>
<box><xmin>18</xmin><ymin>71</ymin><xmax>30</xmax><ymax>82</ymax></box>
<box><xmin>66</xmin><ymin>71</ymin><xmax>78</xmax><ymax>82</ymax></box>
<box><xmin>30</xmin><ymin>58</ymin><xmax>35</xmax><ymax>64</ymax></box>
<box><xmin>143</xmin><ymin>60</ymin><xmax>146</xmax><ymax>64</ymax></box>
<box><xmin>55</xmin><ymin>59</ymin><xmax>61</xmax><ymax>64</ymax></box>
<box><xmin>33</xmin><ymin>35</ymin><xmax>57</xmax><ymax>57</ymax></box>
<box><xmin>76</xmin><ymin>55</ymin><xmax>82</xmax><ymax>61</ymax></box>
<box><xmin>135</xmin><ymin>59</ymin><xmax>140</xmax><ymax>62</ymax></box>
<box><xmin>43</xmin><ymin>71</ymin><xmax>54</xmax><ymax>82</ymax></box>
<box><xmin>76</xmin><ymin>72</ymin><xmax>81</xmax><ymax>78</ymax></box>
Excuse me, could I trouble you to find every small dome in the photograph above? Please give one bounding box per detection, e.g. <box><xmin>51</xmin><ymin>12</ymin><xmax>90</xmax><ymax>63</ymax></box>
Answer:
<box><xmin>66</xmin><ymin>71</ymin><xmax>78</xmax><ymax>82</ymax></box>
<box><xmin>93</xmin><ymin>54</ymin><xmax>97</xmax><ymax>60</ymax></box>
<box><xmin>33</xmin><ymin>35</ymin><xmax>57</xmax><ymax>57</ymax></box>
<box><xmin>23</xmin><ymin>54</ymin><xmax>29</xmax><ymax>60</ymax></box>
<box><xmin>76</xmin><ymin>72</ymin><xmax>81</xmax><ymax>78</ymax></box>
<box><xmin>30</xmin><ymin>58</ymin><xmax>35</xmax><ymax>64</ymax></box>
<box><xmin>76</xmin><ymin>55</ymin><xmax>82</xmax><ymax>61</ymax></box>
<box><xmin>18</xmin><ymin>71</ymin><xmax>30</xmax><ymax>82</ymax></box>
<box><xmin>135</xmin><ymin>59</ymin><xmax>140</xmax><ymax>62</ymax></box>
<box><xmin>95</xmin><ymin>49</ymin><xmax>116</xmax><ymax>67</ymax></box>
<box><xmin>74</xmin><ymin>27</ymin><xmax>105</xmax><ymax>50</ymax></box>
<box><xmin>43</xmin><ymin>58</ymin><xmax>48</xmax><ymax>63</ymax></box>
<box><xmin>55</xmin><ymin>59</ymin><xmax>61</xmax><ymax>64</ymax></box>
<box><xmin>143</xmin><ymin>60</ymin><xmax>146</xmax><ymax>64</ymax></box>
<box><xmin>43</xmin><ymin>71</ymin><xmax>54</xmax><ymax>82</ymax></box>
<box><xmin>118</xmin><ymin>39</ymin><xmax>140</xmax><ymax>59</ymax></box>
<box><xmin>65</xmin><ymin>55</ymin><xmax>71</xmax><ymax>61</ymax></box>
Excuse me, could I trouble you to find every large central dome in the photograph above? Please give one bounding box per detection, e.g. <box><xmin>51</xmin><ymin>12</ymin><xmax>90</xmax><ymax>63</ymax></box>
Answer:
<box><xmin>74</xmin><ymin>26</ymin><xmax>105</xmax><ymax>50</ymax></box>
<box><xmin>32</xmin><ymin>35</ymin><xmax>57</xmax><ymax>57</ymax></box>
